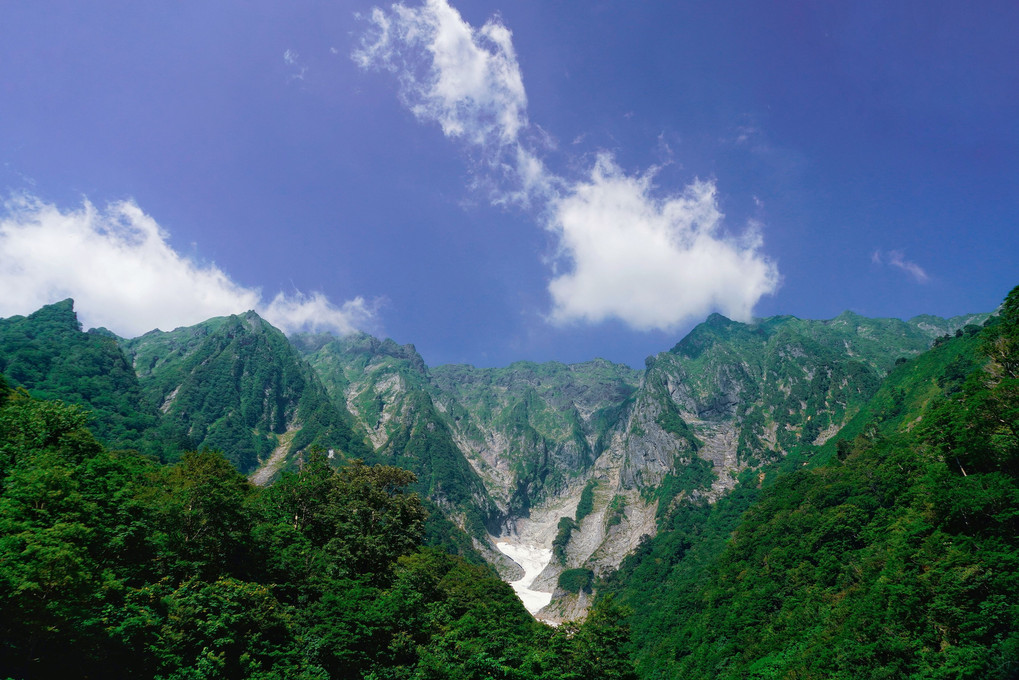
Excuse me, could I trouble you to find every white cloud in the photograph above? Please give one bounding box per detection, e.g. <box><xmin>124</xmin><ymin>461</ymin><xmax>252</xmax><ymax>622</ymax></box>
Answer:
<box><xmin>873</xmin><ymin>248</ymin><xmax>929</xmax><ymax>283</ymax></box>
<box><xmin>263</xmin><ymin>291</ymin><xmax>376</xmax><ymax>336</ymax></box>
<box><xmin>353</xmin><ymin>0</ymin><xmax>551</xmax><ymax>202</ymax></box>
<box><xmin>887</xmin><ymin>250</ymin><xmax>929</xmax><ymax>283</ymax></box>
<box><xmin>0</xmin><ymin>195</ymin><xmax>373</xmax><ymax>337</ymax></box>
<box><xmin>283</xmin><ymin>48</ymin><xmax>307</xmax><ymax>80</ymax></box>
<box><xmin>356</xmin><ymin>0</ymin><xmax>781</xmax><ymax>331</ymax></box>
<box><xmin>546</xmin><ymin>155</ymin><xmax>780</xmax><ymax>330</ymax></box>
<box><xmin>354</xmin><ymin>0</ymin><xmax>527</xmax><ymax>147</ymax></box>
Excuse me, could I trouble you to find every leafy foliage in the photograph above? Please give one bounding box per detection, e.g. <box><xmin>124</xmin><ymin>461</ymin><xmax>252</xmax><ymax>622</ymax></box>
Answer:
<box><xmin>383</xmin><ymin>389</ymin><xmax>497</xmax><ymax>538</ymax></box>
<box><xmin>650</xmin><ymin>455</ymin><xmax>716</xmax><ymax>520</ymax></box>
<box><xmin>0</xmin><ymin>299</ymin><xmax>184</xmax><ymax>460</ymax></box>
<box><xmin>553</xmin><ymin>516</ymin><xmax>579</xmax><ymax>565</ymax></box>
<box><xmin>575</xmin><ymin>478</ymin><xmax>598</xmax><ymax>523</ymax></box>
<box><xmin>559</xmin><ymin>567</ymin><xmax>594</xmax><ymax>594</ymax></box>
<box><xmin>605</xmin><ymin>494</ymin><xmax>626</xmax><ymax>527</ymax></box>
<box><xmin>298</xmin><ymin>333</ymin><xmax>502</xmax><ymax>548</ymax></box>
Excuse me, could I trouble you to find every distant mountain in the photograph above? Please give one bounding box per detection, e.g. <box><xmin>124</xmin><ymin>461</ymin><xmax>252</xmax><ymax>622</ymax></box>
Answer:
<box><xmin>298</xmin><ymin>310</ymin><xmax>989</xmax><ymax>621</ymax></box>
<box><xmin>1</xmin><ymin>292</ymin><xmax>1011</xmax><ymax>677</ymax></box>
<box><xmin>428</xmin><ymin>359</ymin><xmax>641</xmax><ymax>516</ymax></box>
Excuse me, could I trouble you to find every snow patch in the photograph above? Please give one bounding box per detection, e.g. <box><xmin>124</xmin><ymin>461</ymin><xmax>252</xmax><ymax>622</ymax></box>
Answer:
<box><xmin>495</xmin><ymin>541</ymin><xmax>553</xmax><ymax>614</ymax></box>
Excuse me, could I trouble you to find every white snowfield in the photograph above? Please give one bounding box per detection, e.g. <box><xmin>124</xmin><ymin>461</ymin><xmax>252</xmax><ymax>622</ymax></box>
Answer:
<box><xmin>495</xmin><ymin>541</ymin><xmax>553</xmax><ymax>614</ymax></box>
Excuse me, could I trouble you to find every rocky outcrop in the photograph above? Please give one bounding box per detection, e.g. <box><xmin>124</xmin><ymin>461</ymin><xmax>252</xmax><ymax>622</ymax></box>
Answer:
<box><xmin>297</xmin><ymin>333</ymin><xmax>505</xmax><ymax>557</ymax></box>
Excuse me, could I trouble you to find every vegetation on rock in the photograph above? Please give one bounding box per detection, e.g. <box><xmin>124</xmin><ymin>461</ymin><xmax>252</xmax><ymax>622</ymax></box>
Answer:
<box><xmin>601</xmin><ymin>287</ymin><xmax>1019</xmax><ymax>679</ymax></box>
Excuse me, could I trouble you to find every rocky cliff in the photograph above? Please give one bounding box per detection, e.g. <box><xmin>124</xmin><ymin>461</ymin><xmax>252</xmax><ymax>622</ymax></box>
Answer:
<box><xmin>299</xmin><ymin>310</ymin><xmax>989</xmax><ymax>620</ymax></box>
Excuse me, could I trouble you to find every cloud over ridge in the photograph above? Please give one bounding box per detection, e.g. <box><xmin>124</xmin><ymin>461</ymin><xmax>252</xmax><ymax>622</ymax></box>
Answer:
<box><xmin>0</xmin><ymin>196</ymin><xmax>373</xmax><ymax>337</ymax></box>
<box><xmin>356</xmin><ymin>0</ymin><xmax>780</xmax><ymax>330</ymax></box>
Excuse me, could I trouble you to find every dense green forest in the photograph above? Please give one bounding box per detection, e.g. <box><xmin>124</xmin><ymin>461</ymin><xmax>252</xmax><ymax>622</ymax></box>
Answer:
<box><xmin>603</xmin><ymin>287</ymin><xmax>1019</xmax><ymax>679</ymax></box>
<box><xmin>0</xmin><ymin>379</ymin><xmax>636</xmax><ymax>679</ymax></box>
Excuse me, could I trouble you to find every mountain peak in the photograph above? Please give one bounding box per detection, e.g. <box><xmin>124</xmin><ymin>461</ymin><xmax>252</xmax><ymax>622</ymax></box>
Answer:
<box><xmin>669</xmin><ymin>313</ymin><xmax>759</xmax><ymax>358</ymax></box>
<box><xmin>705</xmin><ymin>312</ymin><xmax>733</xmax><ymax>326</ymax></box>
<box><xmin>25</xmin><ymin>298</ymin><xmax>82</xmax><ymax>333</ymax></box>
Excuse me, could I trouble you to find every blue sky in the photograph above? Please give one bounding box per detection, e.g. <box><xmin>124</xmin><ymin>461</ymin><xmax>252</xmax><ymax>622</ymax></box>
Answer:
<box><xmin>1</xmin><ymin>1</ymin><xmax>1016</xmax><ymax>368</ymax></box>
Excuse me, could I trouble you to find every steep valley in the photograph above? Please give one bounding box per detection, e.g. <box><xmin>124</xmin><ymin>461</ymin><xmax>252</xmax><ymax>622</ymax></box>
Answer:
<box><xmin>0</xmin><ymin>299</ymin><xmax>991</xmax><ymax>621</ymax></box>
<box><xmin>294</xmin><ymin>309</ymin><xmax>989</xmax><ymax>619</ymax></box>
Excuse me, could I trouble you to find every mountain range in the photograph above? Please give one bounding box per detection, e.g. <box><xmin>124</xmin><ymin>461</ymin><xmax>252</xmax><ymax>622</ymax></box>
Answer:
<box><xmin>0</xmin><ymin>297</ymin><xmax>990</xmax><ymax>622</ymax></box>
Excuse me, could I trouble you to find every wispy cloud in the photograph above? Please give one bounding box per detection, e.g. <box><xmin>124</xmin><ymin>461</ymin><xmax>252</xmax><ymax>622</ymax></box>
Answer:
<box><xmin>353</xmin><ymin>0</ymin><xmax>552</xmax><ymax>204</ymax></box>
<box><xmin>355</xmin><ymin>0</ymin><xmax>779</xmax><ymax>331</ymax></box>
<box><xmin>354</xmin><ymin>1</ymin><xmax>526</xmax><ymax>148</ymax></box>
<box><xmin>283</xmin><ymin>48</ymin><xmax>307</xmax><ymax>80</ymax></box>
<box><xmin>733</xmin><ymin>125</ymin><xmax>759</xmax><ymax>146</ymax></box>
<box><xmin>872</xmin><ymin>248</ymin><xmax>929</xmax><ymax>283</ymax></box>
<box><xmin>0</xmin><ymin>195</ymin><xmax>374</xmax><ymax>337</ymax></box>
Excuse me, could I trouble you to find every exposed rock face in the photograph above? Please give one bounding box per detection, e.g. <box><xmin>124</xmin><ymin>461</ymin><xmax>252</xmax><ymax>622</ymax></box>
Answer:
<box><xmin>297</xmin><ymin>333</ymin><xmax>516</xmax><ymax>575</ymax></box>
<box><xmin>428</xmin><ymin>359</ymin><xmax>642</xmax><ymax>517</ymax></box>
<box><xmin>295</xmin><ymin>311</ymin><xmax>988</xmax><ymax>618</ymax></box>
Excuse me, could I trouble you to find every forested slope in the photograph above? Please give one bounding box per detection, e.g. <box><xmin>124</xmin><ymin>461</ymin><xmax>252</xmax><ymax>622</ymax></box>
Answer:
<box><xmin>603</xmin><ymin>287</ymin><xmax>1018</xmax><ymax>679</ymax></box>
<box><xmin>122</xmin><ymin>312</ymin><xmax>370</xmax><ymax>473</ymax></box>
<box><xmin>0</xmin><ymin>292</ymin><xmax>1010</xmax><ymax>677</ymax></box>
<box><xmin>295</xmin><ymin>333</ymin><xmax>508</xmax><ymax>565</ymax></box>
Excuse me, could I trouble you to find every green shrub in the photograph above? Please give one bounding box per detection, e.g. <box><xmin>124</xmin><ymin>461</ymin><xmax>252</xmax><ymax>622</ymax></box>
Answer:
<box><xmin>552</xmin><ymin>516</ymin><xmax>577</xmax><ymax>564</ymax></box>
<box><xmin>575</xmin><ymin>479</ymin><xmax>598</xmax><ymax>523</ymax></box>
<box><xmin>558</xmin><ymin>568</ymin><xmax>594</xmax><ymax>594</ymax></box>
